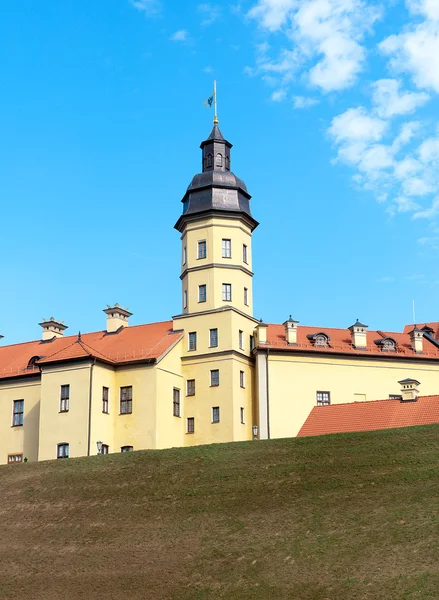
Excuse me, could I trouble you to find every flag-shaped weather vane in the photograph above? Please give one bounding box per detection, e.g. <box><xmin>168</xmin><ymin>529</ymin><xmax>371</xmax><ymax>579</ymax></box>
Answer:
<box><xmin>203</xmin><ymin>80</ymin><xmax>218</xmax><ymax>124</ymax></box>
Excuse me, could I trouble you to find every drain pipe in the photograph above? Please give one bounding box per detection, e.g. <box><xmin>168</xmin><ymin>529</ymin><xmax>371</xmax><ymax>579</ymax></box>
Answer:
<box><xmin>266</xmin><ymin>348</ymin><xmax>271</xmax><ymax>439</ymax></box>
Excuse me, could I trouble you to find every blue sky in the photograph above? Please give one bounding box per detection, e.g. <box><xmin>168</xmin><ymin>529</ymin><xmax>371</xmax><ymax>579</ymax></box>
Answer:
<box><xmin>2</xmin><ymin>0</ymin><xmax>439</xmax><ymax>344</ymax></box>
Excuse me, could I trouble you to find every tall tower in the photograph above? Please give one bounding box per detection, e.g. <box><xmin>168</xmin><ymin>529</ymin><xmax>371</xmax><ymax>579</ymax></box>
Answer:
<box><xmin>174</xmin><ymin>124</ymin><xmax>258</xmax><ymax>317</ymax></box>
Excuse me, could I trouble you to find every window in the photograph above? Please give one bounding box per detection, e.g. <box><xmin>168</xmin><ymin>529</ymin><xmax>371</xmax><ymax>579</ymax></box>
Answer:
<box><xmin>183</xmin><ymin>290</ymin><xmax>187</xmax><ymax>309</ymax></box>
<box><xmin>206</xmin><ymin>154</ymin><xmax>212</xmax><ymax>168</ymax></box>
<box><xmin>244</xmin><ymin>287</ymin><xmax>249</xmax><ymax>306</ymax></box>
<box><xmin>240</xmin><ymin>371</ymin><xmax>245</xmax><ymax>388</ymax></box>
<box><xmin>240</xmin><ymin>407</ymin><xmax>245</xmax><ymax>424</ymax></box>
<box><xmin>173</xmin><ymin>388</ymin><xmax>181</xmax><ymax>417</ymax></box>
<box><xmin>389</xmin><ymin>394</ymin><xmax>403</xmax><ymax>400</ymax></box>
<box><xmin>316</xmin><ymin>391</ymin><xmax>331</xmax><ymax>406</ymax></box>
<box><xmin>12</xmin><ymin>400</ymin><xmax>24</xmax><ymax>426</ymax></box>
<box><xmin>27</xmin><ymin>355</ymin><xmax>41</xmax><ymax>369</ymax></box>
<box><xmin>243</xmin><ymin>244</ymin><xmax>248</xmax><ymax>263</ymax></box>
<box><xmin>8</xmin><ymin>454</ymin><xmax>23</xmax><ymax>464</ymax></box>
<box><xmin>121</xmin><ymin>446</ymin><xmax>133</xmax><ymax>453</ymax></box>
<box><xmin>57</xmin><ymin>443</ymin><xmax>69</xmax><ymax>459</ymax></box>
<box><xmin>183</xmin><ymin>246</ymin><xmax>187</xmax><ymax>265</ymax></box>
<box><xmin>198</xmin><ymin>240</ymin><xmax>207</xmax><ymax>259</ymax></box>
<box><xmin>198</xmin><ymin>284</ymin><xmax>207</xmax><ymax>303</ymax></box>
<box><xmin>209</xmin><ymin>328</ymin><xmax>218</xmax><ymax>348</ymax></box>
<box><xmin>315</xmin><ymin>335</ymin><xmax>327</xmax><ymax>347</ymax></box>
<box><xmin>120</xmin><ymin>386</ymin><xmax>133</xmax><ymax>414</ymax></box>
<box><xmin>187</xmin><ymin>417</ymin><xmax>195</xmax><ymax>434</ymax></box>
<box><xmin>239</xmin><ymin>330</ymin><xmax>244</xmax><ymax>350</ymax></box>
<box><xmin>210</xmin><ymin>369</ymin><xmax>220</xmax><ymax>387</ymax></box>
<box><xmin>225</xmin><ymin>155</ymin><xmax>230</xmax><ymax>170</ymax></box>
<box><xmin>102</xmin><ymin>444</ymin><xmax>110</xmax><ymax>454</ymax></box>
<box><xmin>222</xmin><ymin>283</ymin><xmax>232</xmax><ymax>301</ymax></box>
<box><xmin>250</xmin><ymin>335</ymin><xmax>255</xmax><ymax>350</ymax></box>
<box><xmin>102</xmin><ymin>387</ymin><xmax>109</xmax><ymax>414</ymax></box>
<box><xmin>216</xmin><ymin>153</ymin><xmax>223</xmax><ymax>167</ymax></box>
<box><xmin>187</xmin><ymin>379</ymin><xmax>195</xmax><ymax>396</ymax></box>
<box><xmin>222</xmin><ymin>239</ymin><xmax>232</xmax><ymax>258</ymax></box>
<box><xmin>60</xmin><ymin>385</ymin><xmax>69</xmax><ymax>412</ymax></box>
<box><xmin>188</xmin><ymin>332</ymin><xmax>197</xmax><ymax>351</ymax></box>
<box><xmin>212</xmin><ymin>407</ymin><xmax>220</xmax><ymax>423</ymax></box>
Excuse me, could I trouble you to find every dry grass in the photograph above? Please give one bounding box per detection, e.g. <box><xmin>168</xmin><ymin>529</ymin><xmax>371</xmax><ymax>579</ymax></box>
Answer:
<box><xmin>1</xmin><ymin>425</ymin><xmax>439</xmax><ymax>599</ymax></box>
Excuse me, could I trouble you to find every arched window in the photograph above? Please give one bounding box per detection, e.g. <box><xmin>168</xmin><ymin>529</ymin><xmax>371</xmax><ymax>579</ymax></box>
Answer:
<box><xmin>225</xmin><ymin>155</ymin><xmax>230</xmax><ymax>170</ymax></box>
<box><xmin>315</xmin><ymin>335</ymin><xmax>327</xmax><ymax>347</ymax></box>
<box><xmin>206</xmin><ymin>154</ymin><xmax>213</xmax><ymax>168</ymax></box>
<box><xmin>27</xmin><ymin>356</ymin><xmax>41</xmax><ymax>369</ymax></box>
<box><xmin>307</xmin><ymin>332</ymin><xmax>330</xmax><ymax>347</ymax></box>
<box><xmin>216</xmin><ymin>153</ymin><xmax>223</xmax><ymax>167</ymax></box>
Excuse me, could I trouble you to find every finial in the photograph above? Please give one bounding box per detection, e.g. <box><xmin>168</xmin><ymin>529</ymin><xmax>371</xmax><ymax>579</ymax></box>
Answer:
<box><xmin>77</xmin><ymin>331</ymin><xmax>82</xmax><ymax>342</ymax></box>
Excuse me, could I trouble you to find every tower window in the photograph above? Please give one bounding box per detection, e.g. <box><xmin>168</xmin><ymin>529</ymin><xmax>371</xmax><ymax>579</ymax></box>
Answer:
<box><xmin>198</xmin><ymin>240</ymin><xmax>207</xmax><ymax>259</ymax></box>
<box><xmin>216</xmin><ymin>153</ymin><xmax>223</xmax><ymax>167</ymax></box>
<box><xmin>240</xmin><ymin>371</ymin><xmax>245</xmax><ymax>388</ymax></box>
<box><xmin>316</xmin><ymin>391</ymin><xmax>331</xmax><ymax>406</ymax></box>
<box><xmin>222</xmin><ymin>239</ymin><xmax>232</xmax><ymax>258</ymax></box>
<box><xmin>183</xmin><ymin>246</ymin><xmax>187</xmax><ymax>265</ymax></box>
<box><xmin>187</xmin><ymin>417</ymin><xmax>195</xmax><ymax>434</ymax></box>
<box><xmin>187</xmin><ymin>379</ymin><xmax>195</xmax><ymax>396</ymax></box>
<box><xmin>120</xmin><ymin>386</ymin><xmax>133</xmax><ymax>414</ymax></box>
<box><xmin>189</xmin><ymin>332</ymin><xmax>197</xmax><ymax>351</ymax></box>
<box><xmin>102</xmin><ymin>387</ymin><xmax>109</xmax><ymax>414</ymax></box>
<box><xmin>240</xmin><ymin>407</ymin><xmax>245</xmax><ymax>424</ymax></box>
<box><xmin>183</xmin><ymin>290</ymin><xmax>187</xmax><ymax>309</ymax></box>
<box><xmin>225</xmin><ymin>155</ymin><xmax>230</xmax><ymax>170</ymax></box>
<box><xmin>206</xmin><ymin>154</ymin><xmax>213</xmax><ymax>168</ymax></box>
<box><xmin>209</xmin><ymin>328</ymin><xmax>218</xmax><ymax>348</ymax></box>
<box><xmin>173</xmin><ymin>388</ymin><xmax>181</xmax><ymax>417</ymax></box>
<box><xmin>212</xmin><ymin>407</ymin><xmax>220</xmax><ymax>423</ymax></box>
<box><xmin>12</xmin><ymin>400</ymin><xmax>24</xmax><ymax>427</ymax></box>
<box><xmin>244</xmin><ymin>287</ymin><xmax>249</xmax><ymax>306</ymax></box>
<box><xmin>198</xmin><ymin>285</ymin><xmax>207</xmax><ymax>303</ymax></box>
<box><xmin>210</xmin><ymin>369</ymin><xmax>220</xmax><ymax>387</ymax></box>
<box><xmin>222</xmin><ymin>284</ymin><xmax>232</xmax><ymax>301</ymax></box>
<box><xmin>239</xmin><ymin>330</ymin><xmax>244</xmax><ymax>350</ymax></box>
<box><xmin>243</xmin><ymin>244</ymin><xmax>248</xmax><ymax>263</ymax></box>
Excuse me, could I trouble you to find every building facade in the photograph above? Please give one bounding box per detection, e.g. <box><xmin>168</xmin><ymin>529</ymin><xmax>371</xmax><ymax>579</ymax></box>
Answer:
<box><xmin>1</xmin><ymin>124</ymin><xmax>439</xmax><ymax>463</ymax></box>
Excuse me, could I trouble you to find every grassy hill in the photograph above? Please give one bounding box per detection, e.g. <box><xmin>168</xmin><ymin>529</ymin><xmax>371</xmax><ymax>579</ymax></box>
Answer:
<box><xmin>1</xmin><ymin>426</ymin><xmax>439</xmax><ymax>600</ymax></box>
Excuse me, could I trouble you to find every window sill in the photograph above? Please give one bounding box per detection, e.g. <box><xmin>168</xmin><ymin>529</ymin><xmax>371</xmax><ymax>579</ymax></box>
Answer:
<box><xmin>187</xmin><ymin>348</ymin><xmax>197</xmax><ymax>352</ymax></box>
<box><xmin>186</xmin><ymin>432</ymin><xmax>194</xmax><ymax>435</ymax></box>
<box><xmin>198</xmin><ymin>300</ymin><xmax>206</xmax><ymax>303</ymax></box>
<box><xmin>59</xmin><ymin>410</ymin><xmax>69</xmax><ymax>414</ymax></box>
<box><xmin>211</xmin><ymin>421</ymin><xmax>220</xmax><ymax>424</ymax></box>
<box><xmin>11</xmin><ymin>424</ymin><xmax>23</xmax><ymax>428</ymax></box>
<box><xmin>102</xmin><ymin>411</ymin><xmax>109</xmax><ymax>414</ymax></box>
<box><xmin>119</xmin><ymin>412</ymin><xmax>133</xmax><ymax>416</ymax></box>
<box><xmin>209</xmin><ymin>345</ymin><xmax>218</xmax><ymax>349</ymax></box>
<box><xmin>210</xmin><ymin>384</ymin><xmax>220</xmax><ymax>388</ymax></box>
<box><xmin>240</xmin><ymin>386</ymin><xmax>245</xmax><ymax>389</ymax></box>
<box><xmin>186</xmin><ymin>394</ymin><xmax>195</xmax><ymax>397</ymax></box>
<box><xmin>173</xmin><ymin>415</ymin><xmax>181</xmax><ymax>418</ymax></box>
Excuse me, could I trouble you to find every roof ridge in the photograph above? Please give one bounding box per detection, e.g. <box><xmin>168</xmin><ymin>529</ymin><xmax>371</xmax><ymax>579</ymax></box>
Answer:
<box><xmin>38</xmin><ymin>338</ymin><xmax>83</xmax><ymax>362</ymax></box>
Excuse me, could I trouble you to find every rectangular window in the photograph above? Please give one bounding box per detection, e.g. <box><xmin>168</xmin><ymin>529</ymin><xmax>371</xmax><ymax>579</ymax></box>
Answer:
<box><xmin>243</xmin><ymin>244</ymin><xmax>248</xmax><ymax>263</ymax></box>
<box><xmin>173</xmin><ymin>388</ymin><xmax>181</xmax><ymax>417</ymax></box>
<box><xmin>57</xmin><ymin>443</ymin><xmax>69</xmax><ymax>459</ymax></box>
<box><xmin>250</xmin><ymin>335</ymin><xmax>255</xmax><ymax>350</ymax></box>
<box><xmin>210</xmin><ymin>369</ymin><xmax>220</xmax><ymax>387</ymax></box>
<box><xmin>244</xmin><ymin>287</ymin><xmax>249</xmax><ymax>306</ymax></box>
<box><xmin>222</xmin><ymin>238</ymin><xmax>232</xmax><ymax>258</ymax></box>
<box><xmin>102</xmin><ymin>387</ymin><xmax>109</xmax><ymax>414</ymax></box>
<box><xmin>12</xmin><ymin>400</ymin><xmax>24</xmax><ymax>426</ymax></box>
<box><xmin>240</xmin><ymin>407</ymin><xmax>245</xmax><ymax>424</ymax></box>
<box><xmin>187</xmin><ymin>379</ymin><xmax>195</xmax><ymax>396</ymax></box>
<box><xmin>198</xmin><ymin>284</ymin><xmax>207</xmax><ymax>303</ymax></box>
<box><xmin>239</xmin><ymin>330</ymin><xmax>244</xmax><ymax>350</ymax></box>
<box><xmin>222</xmin><ymin>283</ymin><xmax>232</xmax><ymax>301</ymax></box>
<box><xmin>198</xmin><ymin>240</ymin><xmax>207</xmax><ymax>259</ymax></box>
<box><xmin>183</xmin><ymin>246</ymin><xmax>187</xmax><ymax>265</ymax></box>
<box><xmin>187</xmin><ymin>417</ymin><xmax>195</xmax><ymax>434</ymax></box>
<box><xmin>240</xmin><ymin>371</ymin><xmax>245</xmax><ymax>388</ymax></box>
<box><xmin>8</xmin><ymin>454</ymin><xmax>23</xmax><ymax>464</ymax></box>
<box><xmin>121</xmin><ymin>446</ymin><xmax>133</xmax><ymax>452</ymax></box>
<box><xmin>389</xmin><ymin>394</ymin><xmax>403</xmax><ymax>400</ymax></box>
<box><xmin>60</xmin><ymin>385</ymin><xmax>70</xmax><ymax>413</ymax></box>
<box><xmin>212</xmin><ymin>407</ymin><xmax>220</xmax><ymax>423</ymax></box>
<box><xmin>120</xmin><ymin>386</ymin><xmax>133</xmax><ymax>414</ymax></box>
<box><xmin>183</xmin><ymin>290</ymin><xmax>187</xmax><ymax>309</ymax></box>
<box><xmin>102</xmin><ymin>444</ymin><xmax>110</xmax><ymax>455</ymax></box>
<box><xmin>188</xmin><ymin>332</ymin><xmax>197</xmax><ymax>351</ymax></box>
<box><xmin>209</xmin><ymin>328</ymin><xmax>218</xmax><ymax>348</ymax></box>
<box><xmin>316</xmin><ymin>391</ymin><xmax>331</xmax><ymax>406</ymax></box>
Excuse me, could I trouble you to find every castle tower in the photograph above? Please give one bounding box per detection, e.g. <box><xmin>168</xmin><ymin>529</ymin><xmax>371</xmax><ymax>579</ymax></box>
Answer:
<box><xmin>174</xmin><ymin>124</ymin><xmax>258</xmax><ymax>317</ymax></box>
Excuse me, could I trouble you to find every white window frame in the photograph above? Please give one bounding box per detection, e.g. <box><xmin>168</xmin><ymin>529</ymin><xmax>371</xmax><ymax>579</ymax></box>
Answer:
<box><xmin>210</xmin><ymin>369</ymin><xmax>220</xmax><ymax>387</ymax></box>
<box><xmin>197</xmin><ymin>240</ymin><xmax>207</xmax><ymax>259</ymax></box>
<box><xmin>243</xmin><ymin>244</ymin><xmax>248</xmax><ymax>264</ymax></box>
<box><xmin>239</xmin><ymin>330</ymin><xmax>244</xmax><ymax>350</ymax></box>
<box><xmin>222</xmin><ymin>238</ymin><xmax>232</xmax><ymax>258</ymax></box>
<box><xmin>183</xmin><ymin>290</ymin><xmax>187</xmax><ymax>309</ymax></box>
<box><xmin>57</xmin><ymin>443</ymin><xmax>69</xmax><ymax>459</ymax></box>
<box><xmin>244</xmin><ymin>287</ymin><xmax>249</xmax><ymax>306</ymax></box>
<box><xmin>240</xmin><ymin>370</ymin><xmax>245</xmax><ymax>388</ymax></box>
<box><xmin>222</xmin><ymin>283</ymin><xmax>232</xmax><ymax>301</ymax></box>
<box><xmin>209</xmin><ymin>328</ymin><xmax>218</xmax><ymax>348</ymax></box>
<box><xmin>188</xmin><ymin>332</ymin><xmax>197</xmax><ymax>351</ymax></box>
<box><xmin>183</xmin><ymin>246</ymin><xmax>187</xmax><ymax>265</ymax></box>
<box><xmin>198</xmin><ymin>284</ymin><xmax>207</xmax><ymax>303</ymax></box>
<box><xmin>212</xmin><ymin>406</ymin><xmax>220</xmax><ymax>423</ymax></box>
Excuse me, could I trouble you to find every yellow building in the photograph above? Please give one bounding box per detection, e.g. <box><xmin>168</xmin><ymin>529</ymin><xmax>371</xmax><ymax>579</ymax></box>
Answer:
<box><xmin>1</xmin><ymin>123</ymin><xmax>439</xmax><ymax>464</ymax></box>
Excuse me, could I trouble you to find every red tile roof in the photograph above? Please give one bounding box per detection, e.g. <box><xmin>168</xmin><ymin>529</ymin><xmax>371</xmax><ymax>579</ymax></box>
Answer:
<box><xmin>0</xmin><ymin>321</ymin><xmax>183</xmax><ymax>380</ymax></box>
<box><xmin>261</xmin><ymin>324</ymin><xmax>439</xmax><ymax>359</ymax></box>
<box><xmin>297</xmin><ymin>395</ymin><xmax>439</xmax><ymax>437</ymax></box>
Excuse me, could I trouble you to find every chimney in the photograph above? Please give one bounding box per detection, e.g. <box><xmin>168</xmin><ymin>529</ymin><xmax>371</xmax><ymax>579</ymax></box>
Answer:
<box><xmin>283</xmin><ymin>315</ymin><xmax>299</xmax><ymax>345</ymax></box>
<box><xmin>256</xmin><ymin>319</ymin><xmax>268</xmax><ymax>344</ymax></box>
<box><xmin>39</xmin><ymin>317</ymin><xmax>68</xmax><ymax>341</ymax></box>
<box><xmin>409</xmin><ymin>326</ymin><xmax>423</xmax><ymax>354</ymax></box>
<box><xmin>348</xmin><ymin>319</ymin><xmax>368</xmax><ymax>349</ymax></box>
<box><xmin>103</xmin><ymin>304</ymin><xmax>132</xmax><ymax>333</ymax></box>
<box><xmin>398</xmin><ymin>378</ymin><xmax>420</xmax><ymax>402</ymax></box>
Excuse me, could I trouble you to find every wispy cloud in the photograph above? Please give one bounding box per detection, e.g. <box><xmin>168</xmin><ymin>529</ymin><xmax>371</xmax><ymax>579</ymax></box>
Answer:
<box><xmin>129</xmin><ymin>0</ymin><xmax>160</xmax><ymax>16</ymax></box>
<box><xmin>170</xmin><ymin>29</ymin><xmax>190</xmax><ymax>42</ymax></box>
<box><xmin>293</xmin><ymin>96</ymin><xmax>320</xmax><ymax>109</ymax></box>
<box><xmin>197</xmin><ymin>3</ymin><xmax>221</xmax><ymax>26</ymax></box>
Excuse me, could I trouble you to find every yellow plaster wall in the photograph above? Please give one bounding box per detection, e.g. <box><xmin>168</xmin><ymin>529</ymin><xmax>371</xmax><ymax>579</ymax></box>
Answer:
<box><xmin>266</xmin><ymin>353</ymin><xmax>439</xmax><ymax>439</ymax></box>
<box><xmin>0</xmin><ymin>378</ymin><xmax>40</xmax><ymax>464</ymax></box>
<box><xmin>89</xmin><ymin>363</ymin><xmax>116</xmax><ymax>455</ymax></box>
<box><xmin>155</xmin><ymin>342</ymin><xmax>186</xmax><ymax>449</ymax></box>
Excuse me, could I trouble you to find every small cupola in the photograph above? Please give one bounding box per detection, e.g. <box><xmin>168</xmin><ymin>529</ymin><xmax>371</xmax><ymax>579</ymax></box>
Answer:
<box><xmin>200</xmin><ymin>125</ymin><xmax>232</xmax><ymax>173</ymax></box>
<box><xmin>349</xmin><ymin>319</ymin><xmax>368</xmax><ymax>349</ymax></box>
<box><xmin>256</xmin><ymin>319</ymin><xmax>268</xmax><ymax>344</ymax></box>
<box><xmin>409</xmin><ymin>326</ymin><xmax>423</xmax><ymax>354</ymax></box>
<box><xmin>398</xmin><ymin>378</ymin><xmax>420</xmax><ymax>402</ymax></box>
<box><xmin>421</xmin><ymin>325</ymin><xmax>435</xmax><ymax>336</ymax></box>
<box><xmin>283</xmin><ymin>315</ymin><xmax>299</xmax><ymax>345</ymax></box>
<box><xmin>39</xmin><ymin>317</ymin><xmax>68</xmax><ymax>341</ymax></box>
<box><xmin>103</xmin><ymin>304</ymin><xmax>132</xmax><ymax>333</ymax></box>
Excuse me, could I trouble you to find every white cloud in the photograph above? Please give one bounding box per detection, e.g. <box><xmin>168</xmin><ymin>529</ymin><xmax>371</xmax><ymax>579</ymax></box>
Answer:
<box><xmin>372</xmin><ymin>79</ymin><xmax>429</xmax><ymax>118</ymax></box>
<box><xmin>393</xmin><ymin>196</ymin><xmax>421</xmax><ymax>213</ymax></box>
<box><xmin>271</xmin><ymin>89</ymin><xmax>287</xmax><ymax>102</ymax></box>
<box><xmin>293</xmin><ymin>95</ymin><xmax>319</xmax><ymax>108</ymax></box>
<box><xmin>407</xmin><ymin>0</ymin><xmax>439</xmax><ymax>20</ymax></box>
<box><xmin>394</xmin><ymin>157</ymin><xmax>422</xmax><ymax>180</ymax></box>
<box><xmin>170</xmin><ymin>30</ymin><xmax>190</xmax><ymax>42</ymax></box>
<box><xmin>329</xmin><ymin>107</ymin><xmax>387</xmax><ymax>145</ymax></box>
<box><xmin>418</xmin><ymin>135</ymin><xmax>439</xmax><ymax>163</ymax></box>
<box><xmin>197</xmin><ymin>3</ymin><xmax>221</xmax><ymax>26</ymax></box>
<box><xmin>403</xmin><ymin>177</ymin><xmax>433</xmax><ymax>196</ymax></box>
<box><xmin>130</xmin><ymin>0</ymin><xmax>159</xmax><ymax>15</ymax></box>
<box><xmin>413</xmin><ymin>197</ymin><xmax>439</xmax><ymax>219</ymax></box>
<box><xmin>203</xmin><ymin>65</ymin><xmax>213</xmax><ymax>73</ymax></box>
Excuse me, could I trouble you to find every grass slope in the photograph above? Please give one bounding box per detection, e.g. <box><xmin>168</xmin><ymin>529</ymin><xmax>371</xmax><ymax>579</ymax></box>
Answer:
<box><xmin>1</xmin><ymin>426</ymin><xmax>439</xmax><ymax>599</ymax></box>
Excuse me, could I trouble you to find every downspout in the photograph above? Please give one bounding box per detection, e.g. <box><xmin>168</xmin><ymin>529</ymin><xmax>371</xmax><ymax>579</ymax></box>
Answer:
<box><xmin>87</xmin><ymin>358</ymin><xmax>96</xmax><ymax>457</ymax></box>
<box><xmin>265</xmin><ymin>348</ymin><xmax>270</xmax><ymax>439</ymax></box>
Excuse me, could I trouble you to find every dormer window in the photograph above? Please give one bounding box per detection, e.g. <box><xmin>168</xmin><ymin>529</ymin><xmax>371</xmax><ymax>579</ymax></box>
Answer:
<box><xmin>225</xmin><ymin>155</ymin><xmax>230</xmax><ymax>170</ymax></box>
<box><xmin>375</xmin><ymin>337</ymin><xmax>397</xmax><ymax>352</ymax></box>
<box><xmin>216</xmin><ymin>153</ymin><xmax>223</xmax><ymax>167</ymax></box>
<box><xmin>307</xmin><ymin>332</ymin><xmax>330</xmax><ymax>347</ymax></box>
<box><xmin>27</xmin><ymin>356</ymin><xmax>41</xmax><ymax>369</ymax></box>
<box><xmin>315</xmin><ymin>335</ymin><xmax>327</xmax><ymax>347</ymax></box>
<box><xmin>206</xmin><ymin>154</ymin><xmax>213</xmax><ymax>168</ymax></box>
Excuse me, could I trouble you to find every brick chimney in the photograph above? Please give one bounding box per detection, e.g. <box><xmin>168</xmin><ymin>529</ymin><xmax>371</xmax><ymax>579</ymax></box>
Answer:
<box><xmin>348</xmin><ymin>319</ymin><xmax>368</xmax><ymax>349</ymax></box>
<box><xmin>39</xmin><ymin>317</ymin><xmax>68</xmax><ymax>341</ymax></box>
<box><xmin>398</xmin><ymin>378</ymin><xmax>420</xmax><ymax>402</ymax></box>
<box><xmin>256</xmin><ymin>319</ymin><xmax>268</xmax><ymax>344</ymax></box>
<box><xmin>103</xmin><ymin>304</ymin><xmax>132</xmax><ymax>333</ymax></box>
<box><xmin>283</xmin><ymin>315</ymin><xmax>299</xmax><ymax>345</ymax></box>
<box><xmin>409</xmin><ymin>326</ymin><xmax>423</xmax><ymax>354</ymax></box>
